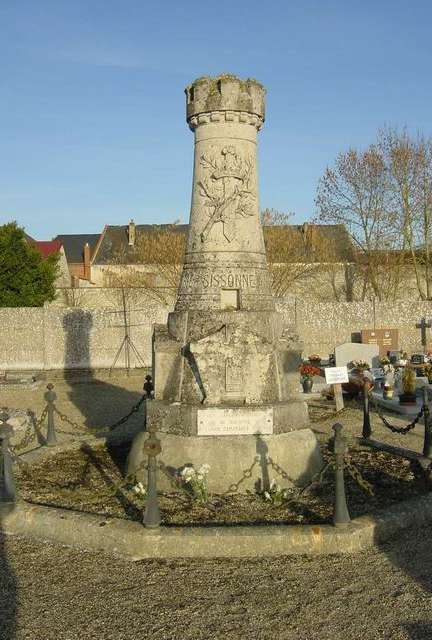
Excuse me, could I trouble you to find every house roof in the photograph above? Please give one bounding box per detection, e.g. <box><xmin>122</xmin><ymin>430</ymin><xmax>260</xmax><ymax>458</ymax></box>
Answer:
<box><xmin>91</xmin><ymin>222</ymin><xmax>354</xmax><ymax>265</ymax></box>
<box><xmin>93</xmin><ymin>224</ymin><xmax>188</xmax><ymax>265</ymax></box>
<box><xmin>263</xmin><ymin>223</ymin><xmax>355</xmax><ymax>263</ymax></box>
<box><xmin>31</xmin><ymin>240</ymin><xmax>63</xmax><ymax>258</ymax></box>
<box><xmin>53</xmin><ymin>234</ymin><xmax>100</xmax><ymax>263</ymax></box>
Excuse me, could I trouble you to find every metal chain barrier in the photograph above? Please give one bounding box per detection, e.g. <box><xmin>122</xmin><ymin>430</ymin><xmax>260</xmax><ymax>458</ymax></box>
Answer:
<box><xmin>267</xmin><ymin>455</ymin><xmax>297</xmax><ymax>485</ymax></box>
<box><xmin>10</xmin><ymin>406</ymin><xmax>49</xmax><ymax>453</ymax></box>
<box><xmin>298</xmin><ymin>460</ymin><xmax>333</xmax><ymax>495</ymax></box>
<box><xmin>78</xmin><ymin>458</ymin><xmax>149</xmax><ymax>508</ymax></box>
<box><xmin>370</xmin><ymin>395</ymin><xmax>424</xmax><ymax>434</ymax></box>
<box><xmin>107</xmin><ymin>395</ymin><xmax>146</xmax><ymax>432</ymax></box>
<box><xmin>52</xmin><ymin>394</ymin><xmax>146</xmax><ymax>436</ymax></box>
<box><xmin>345</xmin><ymin>458</ymin><xmax>375</xmax><ymax>496</ymax></box>
<box><xmin>221</xmin><ymin>456</ymin><xmax>260</xmax><ymax>495</ymax></box>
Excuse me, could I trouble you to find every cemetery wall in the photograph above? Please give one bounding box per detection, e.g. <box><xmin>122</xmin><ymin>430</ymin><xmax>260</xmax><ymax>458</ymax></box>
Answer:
<box><xmin>1</xmin><ymin>289</ymin><xmax>432</xmax><ymax>371</ymax></box>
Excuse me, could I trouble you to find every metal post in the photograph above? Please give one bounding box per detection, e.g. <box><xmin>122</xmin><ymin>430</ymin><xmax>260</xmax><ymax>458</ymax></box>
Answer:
<box><xmin>332</xmin><ymin>423</ymin><xmax>351</xmax><ymax>527</ymax></box>
<box><xmin>362</xmin><ymin>379</ymin><xmax>372</xmax><ymax>440</ymax></box>
<box><xmin>422</xmin><ymin>386</ymin><xmax>432</xmax><ymax>458</ymax></box>
<box><xmin>0</xmin><ymin>422</ymin><xmax>16</xmax><ymax>504</ymax></box>
<box><xmin>44</xmin><ymin>383</ymin><xmax>57</xmax><ymax>446</ymax></box>
<box><xmin>143</xmin><ymin>423</ymin><xmax>161</xmax><ymax>528</ymax></box>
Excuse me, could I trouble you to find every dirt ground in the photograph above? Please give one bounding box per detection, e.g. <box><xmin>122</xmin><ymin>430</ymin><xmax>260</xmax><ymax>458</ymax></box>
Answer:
<box><xmin>14</xmin><ymin>443</ymin><xmax>428</xmax><ymax>526</ymax></box>
<box><xmin>0</xmin><ymin>524</ymin><xmax>431</xmax><ymax>640</ymax></box>
<box><xmin>1</xmin><ymin>375</ymin><xmax>432</xmax><ymax>639</ymax></box>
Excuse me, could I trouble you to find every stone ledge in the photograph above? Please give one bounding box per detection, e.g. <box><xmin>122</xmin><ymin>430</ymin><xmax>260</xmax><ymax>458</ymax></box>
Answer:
<box><xmin>1</xmin><ymin>494</ymin><xmax>432</xmax><ymax>561</ymax></box>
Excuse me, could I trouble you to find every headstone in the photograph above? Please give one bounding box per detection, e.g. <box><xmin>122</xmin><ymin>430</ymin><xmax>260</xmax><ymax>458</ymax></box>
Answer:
<box><xmin>335</xmin><ymin>342</ymin><xmax>379</xmax><ymax>368</ymax></box>
<box><xmin>361</xmin><ymin>328</ymin><xmax>398</xmax><ymax>357</ymax></box>
<box><xmin>416</xmin><ymin>317</ymin><xmax>431</xmax><ymax>353</ymax></box>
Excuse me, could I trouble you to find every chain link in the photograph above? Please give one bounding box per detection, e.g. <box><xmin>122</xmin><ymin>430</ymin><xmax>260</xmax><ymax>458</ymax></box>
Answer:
<box><xmin>53</xmin><ymin>407</ymin><xmax>100</xmax><ymax>434</ymax></box>
<box><xmin>107</xmin><ymin>395</ymin><xmax>146</xmax><ymax>431</ymax></box>
<box><xmin>267</xmin><ymin>456</ymin><xmax>297</xmax><ymax>485</ymax></box>
<box><xmin>298</xmin><ymin>461</ymin><xmax>333</xmax><ymax>495</ymax></box>
<box><xmin>51</xmin><ymin>395</ymin><xmax>146</xmax><ymax>436</ymax></box>
<box><xmin>345</xmin><ymin>458</ymin><xmax>375</xmax><ymax>496</ymax></box>
<box><xmin>10</xmin><ymin>406</ymin><xmax>49</xmax><ymax>453</ymax></box>
<box><xmin>221</xmin><ymin>456</ymin><xmax>260</xmax><ymax>495</ymax></box>
<box><xmin>370</xmin><ymin>396</ymin><xmax>424</xmax><ymax>434</ymax></box>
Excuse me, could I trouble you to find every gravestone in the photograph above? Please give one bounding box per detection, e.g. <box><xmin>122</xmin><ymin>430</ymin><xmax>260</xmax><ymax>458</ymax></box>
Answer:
<box><xmin>335</xmin><ymin>342</ymin><xmax>380</xmax><ymax>368</ymax></box>
<box><xmin>127</xmin><ymin>74</ymin><xmax>322</xmax><ymax>492</ymax></box>
<box><xmin>361</xmin><ymin>328</ymin><xmax>398</xmax><ymax>357</ymax></box>
<box><xmin>416</xmin><ymin>317</ymin><xmax>432</xmax><ymax>353</ymax></box>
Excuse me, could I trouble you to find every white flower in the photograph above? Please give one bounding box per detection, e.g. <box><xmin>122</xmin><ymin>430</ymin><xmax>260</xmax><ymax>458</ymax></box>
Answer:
<box><xmin>264</xmin><ymin>491</ymin><xmax>271</xmax><ymax>501</ymax></box>
<box><xmin>198</xmin><ymin>464</ymin><xmax>210</xmax><ymax>475</ymax></box>
<box><xmin>132</xmin><ymin>482</ymin><xmax>146</xmax><ymax>496</ymax></box>
<box><xmin>181</xmin><ymin>467</ymin><xmax>195</xmax><ymax>480</ymax></box>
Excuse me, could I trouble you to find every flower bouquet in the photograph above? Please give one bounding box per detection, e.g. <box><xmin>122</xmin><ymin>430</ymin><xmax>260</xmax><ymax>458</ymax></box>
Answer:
<box><xmin>177</xmin><ymin>464</ymin><xmax>210</xmax><ymax>503</ymax></box>
<box><xmin>351</xmin><ymin>359</ymin><xmax>370</xmax><ymax>371</ymax></box>
<box><xmin>299</xmin><ymin>364</ymin><xmax>321</xmax><ymax>393</ymax></box>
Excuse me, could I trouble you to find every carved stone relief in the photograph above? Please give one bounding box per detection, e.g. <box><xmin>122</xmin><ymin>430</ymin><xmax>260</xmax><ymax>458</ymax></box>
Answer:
<box><xmin>198</xmin><ymin>146</ymin><xmax>255</xmax><ymax>243</ymax></box>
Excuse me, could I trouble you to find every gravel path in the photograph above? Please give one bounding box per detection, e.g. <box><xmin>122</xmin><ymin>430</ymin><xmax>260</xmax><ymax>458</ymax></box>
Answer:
<box><xmin>2</xmin><ymin>378</ymin><xmax>432</xmax><ymax>639</ymax></box>
<box><xmin>1</xmin><ymin>524</ymin><xmax>432</xmax><ymax>640</ymax></box>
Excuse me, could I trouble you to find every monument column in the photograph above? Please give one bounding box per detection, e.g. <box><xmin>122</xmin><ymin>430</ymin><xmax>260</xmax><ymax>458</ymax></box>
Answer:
<box><xmin>127</xmin><ymin>74</ymin><xmax>322</xmax><ymax>493</ymax></box>
<box><xmin>175</xmin><ymin>75</ymin><xmax>274</xmax><ymax>313</ymax></box>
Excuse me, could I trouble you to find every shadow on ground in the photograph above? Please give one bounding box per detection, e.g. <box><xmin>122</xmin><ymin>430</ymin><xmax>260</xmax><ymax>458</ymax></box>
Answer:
<box><xmin>61</xmin><ymin>309</ymin><xmax>148</xmax><ymax>472</ymax></box>
<box><xmin>0</xmin><ymin>510</ymin><xmax>17</xmax><ymax>639</ymax></box>
<box><xmin>378</xmin><ymin>525</ymin><xmax>432</xmax><ymax>639</ymax></box>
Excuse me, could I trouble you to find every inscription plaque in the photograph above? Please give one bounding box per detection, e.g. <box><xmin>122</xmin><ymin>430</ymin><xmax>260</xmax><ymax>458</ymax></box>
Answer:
<box><xmin>197</xmin><ymin>407</ymin><xmax>273</xmax><ymax>436</ymax></box>
<box><xmin>361</xmin><ymin>328</ymin><xmax>398</xmax><ymax>357</ymax></box>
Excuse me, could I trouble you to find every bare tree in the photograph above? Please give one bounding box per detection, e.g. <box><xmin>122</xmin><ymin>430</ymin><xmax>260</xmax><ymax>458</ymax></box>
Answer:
<box><xmin>379</xmin><ymin>128</ymin><xmax>432</xmax><ymax>299</ymax></box>
<box><xmin>315</xmin><ymin>144</ymin><xmax>406</xmax><ymax>301</ymax></box>
<box><xmin>261</xmin><ymin>209</ymin><xmax>351</xmax><ymax>299</ymax></box>
<box><xmin>103</xmin><ymin>224</ymin><xmax>185</xmax><ymax>306</ymax></box>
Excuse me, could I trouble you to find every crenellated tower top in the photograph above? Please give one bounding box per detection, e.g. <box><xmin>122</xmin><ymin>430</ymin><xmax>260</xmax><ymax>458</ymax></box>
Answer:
<box><xmin>185</xmin><ymin>74</ymin><xmax>266</xmax><ymax>130</ymax></box>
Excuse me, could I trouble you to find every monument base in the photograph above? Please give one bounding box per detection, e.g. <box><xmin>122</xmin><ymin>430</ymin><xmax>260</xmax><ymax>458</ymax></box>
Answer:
<box><xmin>144</xmin><ymin>399</ymin><xmax>309</xmax><ymax>436</ymax></box>
<box><xmin>127</xmin><ymin>429</ymin><xmax>323</xmax><ymax>493</ymax></box>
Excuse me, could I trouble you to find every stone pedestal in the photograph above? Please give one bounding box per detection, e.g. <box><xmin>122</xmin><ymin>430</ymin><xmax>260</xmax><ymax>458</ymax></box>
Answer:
<box><xmin>128</xmin><ymin>429</ymin><xmax>322</xmax><ymax>493</ymax></box>
<box><xmin>127</xmin><ymin>75</ymin><xmax>320</xmax><ymax>491</ymax></box>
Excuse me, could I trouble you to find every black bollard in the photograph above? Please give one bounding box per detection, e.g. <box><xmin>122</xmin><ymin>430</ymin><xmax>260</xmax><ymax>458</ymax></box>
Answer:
<box><xmin>0</xmin><ymin>422</ymin><xmax>16</xmax><ymax>504</ymax></box>
<box><xmin>422</xmin><ymin>387</ymin><xmax>432</xmax><ymax>459</ymax></box>
<box><xmin>143</xmin><ymin>375</ymin><xmax>154</xmax><ymax>400</ymax></box>
<box><xmin>44</xmin><ymin>383</ymin><xmax>57</xmax><ymax>446</ymax></box>
<box><xmin>143</xmin><ymin>423</ymin><xmax>161</xmax><ymax>528</ymax></box>
<box><xmin>332</xmin><ymin>423</ymin><xmax>351</xmax><ymax>527</ymax></box>
<box><xmin>362</xmin><ymin>379</ymin><xmax>372</xmax><ymax>440</ymax></box>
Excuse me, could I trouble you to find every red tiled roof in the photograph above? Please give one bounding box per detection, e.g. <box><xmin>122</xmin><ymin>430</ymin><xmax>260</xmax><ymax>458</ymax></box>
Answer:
<box><xmin>32</xmin><ymin>240</ymin><xmax>63</xmax><ymax>258</ymax></box>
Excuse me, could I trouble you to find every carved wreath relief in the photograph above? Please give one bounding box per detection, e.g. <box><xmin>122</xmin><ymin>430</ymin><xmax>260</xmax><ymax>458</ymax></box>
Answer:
<box><xmin>198</xmin><ymin>146</ymin><xmax>255</xmax><ymax>243</ymax></box>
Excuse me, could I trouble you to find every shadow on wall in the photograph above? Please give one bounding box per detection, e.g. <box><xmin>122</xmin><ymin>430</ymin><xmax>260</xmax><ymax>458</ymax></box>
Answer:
<box><xmin>377</xmin><ymin>524</ymin><xmax>432</xmax><ymax>639</ymax></box>
<box><xmin>61</xmin><ymin>311</ymin><xmax>146</xmax><ymax>468</ymax></box>
<box><xmin>0</xmin><ymin>510</ymin><xmax>17</xmax><ymax>639</ymax></box>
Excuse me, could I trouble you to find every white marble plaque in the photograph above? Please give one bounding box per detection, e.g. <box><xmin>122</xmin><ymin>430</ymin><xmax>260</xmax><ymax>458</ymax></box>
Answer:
<box><xmin>197</xmin><ymin>407</ymin><xmax>273</xmax><ymax>436</ymax></box>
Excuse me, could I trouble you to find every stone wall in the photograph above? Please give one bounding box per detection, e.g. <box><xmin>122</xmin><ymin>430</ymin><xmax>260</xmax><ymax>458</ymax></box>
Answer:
<box><xmin>0</xmin><ymin>292</ymin><xmax>168</xmax><ymax>371</ymax></box>
<box><xmin>1</xmin><ymin>288</ymin><xmax>431</xmax><ymax>371</ymax></box>
<box><xmin>279</xmin><ymin>299</ymin><xmax>432</xmax><ymax>357</ymax></box>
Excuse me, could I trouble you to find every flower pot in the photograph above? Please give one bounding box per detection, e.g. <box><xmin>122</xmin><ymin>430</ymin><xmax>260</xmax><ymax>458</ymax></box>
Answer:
<box><xmin>398</xmin><ymin>392</ymin><xmax>417</xmax><ymax>405</ymax></box>
<box><xmin>383</xmin><ymin>387</ymin><xmax>394</xmax><ymax>399</ymax></box>
<box><xmin>302</xmin><ymin>378</ymin><xmax>313</xmax><ymax>393</ymax></box>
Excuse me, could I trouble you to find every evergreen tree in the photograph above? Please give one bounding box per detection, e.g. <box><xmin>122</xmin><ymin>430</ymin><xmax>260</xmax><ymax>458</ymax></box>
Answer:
<box><xmin>0</xmin><ymin>222</ymin><xmax>59</xmax><ymax>307</ymax></box>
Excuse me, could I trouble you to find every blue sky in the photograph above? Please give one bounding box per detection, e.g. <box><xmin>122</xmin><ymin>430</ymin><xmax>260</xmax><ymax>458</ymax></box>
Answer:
<box><xmin>2</xmin><ymin>0</ymin><xmax>432</xmax><ymax>238</ymax></box>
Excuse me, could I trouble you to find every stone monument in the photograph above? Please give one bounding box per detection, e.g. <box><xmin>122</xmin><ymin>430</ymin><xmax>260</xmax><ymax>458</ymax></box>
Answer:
<box><xmin>128</xmin><ymin>74</ymin><xmax>322</xmax><ymax>491</ymax></box>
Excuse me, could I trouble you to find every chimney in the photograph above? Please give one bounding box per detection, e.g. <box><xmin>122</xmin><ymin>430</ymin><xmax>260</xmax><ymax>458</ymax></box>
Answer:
<box><xmin>83</xmin><ymin>242</ymin><xmax>91</xmax><ymax>280</ymax></box>
<box><xmin>128</xmin><ymin>219</ymin><xmax>136</xmax><ymax>247</ymax></box>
